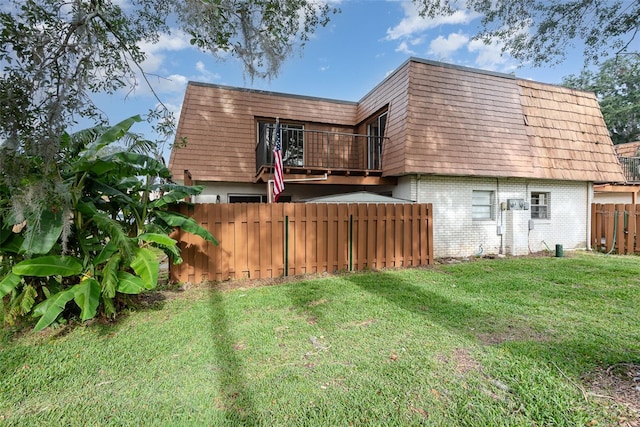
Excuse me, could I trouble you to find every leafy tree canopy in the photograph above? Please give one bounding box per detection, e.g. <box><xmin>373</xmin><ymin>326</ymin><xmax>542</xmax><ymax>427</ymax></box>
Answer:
<box><xmin>562</xmin><ymin>56</ymin><xmax>640</xmax><ymax>145</ymax></box>
<box><xmin>0</xmin><ymin>0</ymin><xmax>335</xmax><ymax>226</ymax></box>
<box><xmin>414</xmin><ymin>0</ymin><xmax>639</xmax><ymax>66</ymax></box>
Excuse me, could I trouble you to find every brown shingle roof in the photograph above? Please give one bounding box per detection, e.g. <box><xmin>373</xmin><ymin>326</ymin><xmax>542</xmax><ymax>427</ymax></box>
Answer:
<box><xmin>519</xmin><ymin>79</ymin><xmax>625</xmax><ymax>182</ymax></box>
<box><xmin>614</xmin><ymin>141</ymin><xmax>640</xmax><ymax>157</ymax></box>
<box><xmin>169</xmin><ymin>58</ymin><xmax>625</xmax><ymax>184</ymax></box>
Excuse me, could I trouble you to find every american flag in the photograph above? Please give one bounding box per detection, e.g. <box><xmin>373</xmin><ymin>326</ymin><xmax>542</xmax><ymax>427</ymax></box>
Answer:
<box><xmin>273</xmin><ymin>121</ymin><xmax>284</xmax><ymax>202</ymax></box>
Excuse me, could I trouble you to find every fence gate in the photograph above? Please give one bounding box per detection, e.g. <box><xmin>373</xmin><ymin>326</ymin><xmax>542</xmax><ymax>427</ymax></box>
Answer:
<box><xmin>591</xmin><ymin>203</ymin><xmax>640</xmax><ymax>255</ymax></box>
<box><xmin>170</xmin><ymin>203</ymin><xmax>433</xmax><ymax>283</ymax></box>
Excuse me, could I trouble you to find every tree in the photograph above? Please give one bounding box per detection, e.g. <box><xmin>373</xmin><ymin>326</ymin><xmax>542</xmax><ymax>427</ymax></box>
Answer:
<box><xmin>0</xmin><ymin>0</ymin><xmax>335</xmax><ymax>328</ymax></box>
<box><xmin>414</xmin><ymin>0</ymin><xmax>639</xmax><ymax>66</ymax></box>
<box><xmin>0</xmin><ymin>0</ymin><xmax>335</xmax><ymax>226</ymax></box>
<box><xmin>0</xmin><ymin>117</ymin><xmax>217</xmax><ymax>330</ymax></box>
<box><xmin>562</xmin><ymin>56</ymin><xmax>640</xmax><ymax>145</ymax></box>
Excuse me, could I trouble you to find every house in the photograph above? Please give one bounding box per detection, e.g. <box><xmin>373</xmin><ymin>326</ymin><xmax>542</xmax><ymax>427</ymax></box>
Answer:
<box><xmin>594</xmin><ymin>140</ymin><xmax>640</xmax><ymax>204</ymax></box>
<box><xmin>169</xmin><ymin>57</ymin><xmax>624</xmax><ymax>258</ymax></box>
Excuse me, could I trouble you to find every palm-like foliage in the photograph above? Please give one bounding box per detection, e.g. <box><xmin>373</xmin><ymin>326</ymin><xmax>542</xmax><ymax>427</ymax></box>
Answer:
<box><xmin>0</xmin><ymin>116</ymin><xmax>216</xmax><ymax>330</ymax></box>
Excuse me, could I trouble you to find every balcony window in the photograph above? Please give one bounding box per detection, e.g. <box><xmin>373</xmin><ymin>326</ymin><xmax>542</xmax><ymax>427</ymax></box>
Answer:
<box><xmin>367</xmin><ymin>113</ymin><xmax>386</xmax><ymax>170</ymax></box>
<box><xmin>258</xmin><ymin>121</ymin><xmax>304</xmax><ymax>167</ymax></box>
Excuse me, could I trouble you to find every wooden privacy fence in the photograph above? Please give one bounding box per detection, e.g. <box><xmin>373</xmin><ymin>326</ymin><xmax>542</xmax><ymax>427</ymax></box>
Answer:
<box><xmin>170</xmin><ymin>203</ymin><xmax>434</xmax><ymax>283</ymax></box>
<box><xmin>591</xmin><ymin>203</ymin><xmax>640</xmax><ymax>254</ymax></box>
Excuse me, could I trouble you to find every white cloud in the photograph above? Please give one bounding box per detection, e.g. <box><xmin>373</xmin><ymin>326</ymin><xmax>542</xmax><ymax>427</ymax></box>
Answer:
<box><xmin>195</xmin><ymin>61</ymin><xmax>222</xmax><ymax>82</ymax></box>
<box><xmin>131</xmin><ymin>73</ymin><xmax>189</xmax><ymax>97</ymax></box>
<box><xmin>395</xmin><ymin>41</ymin><xmax>415</xmax><ymax>55</ymax></box>
<box><xmin>428</xmin><ymin>32</ymin><xmax>469</xmax><ymax>58</ymax></box>
<box><xmin>139</xmin><ymin>30</ymin><xmax>194</xmax><ymax>73</ymax></box>
<box><xmin>386</xmin><ymin>1</ymin><xmax>478</xmax><ymax>41</ymax></box>
<box><xmin>467</xmin><ymin>38</ymin><xmax>511</xmax><ymax>71</ymax></box>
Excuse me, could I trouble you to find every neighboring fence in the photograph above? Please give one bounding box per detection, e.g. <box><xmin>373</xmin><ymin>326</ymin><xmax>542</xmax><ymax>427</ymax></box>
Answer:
<box><xmin>591</xmin><ymin>203</ymin><xmax>640</xmax><ymax>254</ymax></box>
<box><xmin>170</xmin><ymin>203</ymin><xmax>434</xmax><ymax>283</ymax></box>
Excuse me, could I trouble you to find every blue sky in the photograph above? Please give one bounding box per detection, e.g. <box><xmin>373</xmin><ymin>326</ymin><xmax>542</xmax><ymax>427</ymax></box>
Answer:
<box><xmin>103</xmin><ymin>0</ymin><xmax>595</xmax><ymax>160</ymax></box>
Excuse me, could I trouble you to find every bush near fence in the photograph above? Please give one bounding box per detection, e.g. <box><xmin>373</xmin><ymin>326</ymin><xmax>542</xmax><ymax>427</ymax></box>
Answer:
<box><xmin>591</xmin><ymin>203</ymin><xmax>640</xmax><ymax>255</ymax></box>
<box><xmin>170</xmin><ymin>203</ymin><xmax>434</xmax><ymax>283</ymax></box>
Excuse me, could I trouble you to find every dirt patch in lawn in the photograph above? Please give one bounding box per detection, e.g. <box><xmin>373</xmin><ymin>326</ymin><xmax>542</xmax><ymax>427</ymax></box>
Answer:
<box><xmin>584</xmin><ymin>363</ymin><xmax>640</xmax><ymax>425</ymax></box>
<box><xmin>476</xmin><ymin>324</ymin><xmax>553</xmax><ymax>345</ymax></box>
<box><xmin>436</xmin><ymin>348</ymin><xmax>482</xmax><ymax>376</ymax></box>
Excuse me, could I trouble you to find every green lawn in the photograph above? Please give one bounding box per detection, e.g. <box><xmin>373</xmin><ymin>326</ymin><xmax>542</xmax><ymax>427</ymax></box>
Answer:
<box><xmin>1</xmin><ymin>252</ymin><xmax>639</xmax><ymax>426</ymax></box>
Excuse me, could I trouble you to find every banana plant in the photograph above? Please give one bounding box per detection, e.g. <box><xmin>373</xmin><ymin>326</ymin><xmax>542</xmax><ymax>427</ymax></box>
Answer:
<box><xmin>0</xmin><ymin>116</ymin><xmax>217</xmax><ymax>330</ymax></box>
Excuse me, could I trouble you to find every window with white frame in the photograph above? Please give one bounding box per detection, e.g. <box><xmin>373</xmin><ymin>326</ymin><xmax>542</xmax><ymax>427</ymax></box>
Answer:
<box><xmin>530</xmin><ymin>192</ymin><xmax>550</xmax><ymax>219</ymax></box>
<box><xmin>472</xmin><ymin>190</ymin><xmax>494</xmax><ymax>220</ymax></box>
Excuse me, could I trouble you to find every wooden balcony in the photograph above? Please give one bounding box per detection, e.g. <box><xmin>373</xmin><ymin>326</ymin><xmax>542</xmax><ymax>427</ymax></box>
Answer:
<box><xmin>619</xmin><ymin>156</ymin><xmax>640</xmax><ymax>183</ymax></box>
<box><xmin>255</xmin><ymin>126</ymin><xmax>390</xmax><ymax>184</ymax></box>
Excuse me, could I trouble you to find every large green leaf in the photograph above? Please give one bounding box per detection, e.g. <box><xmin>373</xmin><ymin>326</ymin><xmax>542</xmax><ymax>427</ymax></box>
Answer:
<box><xmin>0</xmin><ymin>272</ymin><xmax>22</xmax><ymax>299</ymax></box>
<box><xmin>101</xmin><ymin>152</ymin><xmax>169</xmax><ymax>178</ymax></box>
<box><xmin>32</xmin><ymin>289</ymin><xmax>76</xmax><ymax>332</ymax></box>
<box><xmin>93</xmin><ymin>241</ymin><xmax>118</xmax><ymax>266</ymax></box>
<box><xmin>86</xmin><ymin>178</ymin><xmax>135</xmax><ymax>203</ymax></box>
<box><xmin>131</xmin><ymin>247</ymin><xmax>159</xmax><ymax>290</ymax></box>
<box><xmin>138</xmin><ymin>233</ymin><xmax>182</xmax><ymax>264</ymax></box>
<box><xmin>20</xmin><ymin>209</ymin><xmax>64</xmax><ymax>254</ymax></box>
<box><xmin>100</xmin><ymin>253</ymin><xmax>121</xmax><ymax>298</ymax></box>
<box><xmin>149</xmin><ymin>185</ymin><xmax>204</xmax><ymax>209</ymax></box>
<box><xmin>73</xmin><ymin>279</ymin><xmax>101</xmax><ymax>321</ymax></box>
<box><xmin>0</xmin><ymin>224</ymin><xmax>12</xmax><ymax>245</ymax></box>
<box><xmin>0</xmin><ymin>233</ymin><xmax>23</xmax><ymax>254</ymax></box>
<box><xmin>155</xmin><ymin>211</ymin><xmax>218</xmax><ymax>245</ymax></box>
<box><xmin>116</xmin><ymin>271</ymin><xmax>146</xmax><ymax>294</ymax></box>
<box><xmin>137</xmin><ymin>233</ymin><xmax>177</xmax><ymax>247</ymax></box>
<box><xmin>78</xmin><ymin>201</ymin><xmax>134</xmax><ymax>261</ymax></box>
<box><xmin>78</xmin><ymin>116</ymin><xmax>142</xmax><ymax>159</ymax></box>
<box><xmin>13</xmin><ymin>256</ymin><xmax>83</xmax><ymax>277</ymax></box>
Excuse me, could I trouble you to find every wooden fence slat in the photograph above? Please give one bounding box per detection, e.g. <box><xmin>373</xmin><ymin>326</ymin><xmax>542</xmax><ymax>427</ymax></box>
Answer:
<box><xmin>625</xmin><ymin>204</ymin><xmax>634</xmax><ymax>255</ymax></box>
<box><xmin>615</xmin><ymin>204</ymin><xmax>625</xmax><ymax>255</ymax></box>
<box><xmin>376</xmin><ymin>204</ymin><xmax>385</xmax><ymax>269</ymax></box>
<box><xmin>317</xmin><ymin>204</ymin><xmax>328</xmax><ymax>273</ymax></box>
<box><xmin>636</xmin><ymin>205</ymin><xmax>640</xmax><ymax>254</ymax></box>
<box><xmin>337</xmin><ymin>204</ymin><xmax>349</xmax><ymax>272</ymax></box>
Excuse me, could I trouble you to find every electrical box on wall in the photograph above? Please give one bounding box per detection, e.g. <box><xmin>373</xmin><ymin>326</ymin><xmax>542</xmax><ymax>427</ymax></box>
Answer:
<box><xmin>507</xmin><ymin>199</ymin><xmax>525</xmax><ymax>210</ymax></box>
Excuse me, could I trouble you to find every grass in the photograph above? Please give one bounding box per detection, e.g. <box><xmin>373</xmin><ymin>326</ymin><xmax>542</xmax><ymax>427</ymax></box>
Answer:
<box><xmin>1</xmin><ymin>252</ymin><xmax>639</xmax><ymax>426</ymax></box>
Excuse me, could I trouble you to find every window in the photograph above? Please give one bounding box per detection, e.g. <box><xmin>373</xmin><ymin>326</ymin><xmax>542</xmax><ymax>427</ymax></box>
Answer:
<box><xmin>228</xmin><ymin>194</ymin><xmax>292</xmax><ymax>203</ymax></box>
<box><xmin>258</xmin><ymin>121</ymin><xmax>304</xmax><ymax>167</ymax></box>
<box><xmin>531</xmin><ymin>192</ymin><xmax>550</xmax><ymax>219</ymax></box>
<box><xmin>472</xmin><ymin>190</ymin><xmax>494</xmax><ymax>220</ymax></box>
<box><xmin>367</xmin><ymin>112</ymin><xmax>387</xmax><ymax>169</ymax></box>
<box><xmin>228</xmin><ymin>194</ymin><xmax>267</xmax><ymax>203</ymax></box>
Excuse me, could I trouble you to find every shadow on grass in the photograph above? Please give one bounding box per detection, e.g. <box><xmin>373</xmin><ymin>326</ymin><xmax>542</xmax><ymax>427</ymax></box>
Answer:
<box><xmin>346</xmin><ymin>269</ymin><xmax>640</xmax><ymax>375</ymax></box>
<box><xmin>346</xmin><ymin>270</ymin><xmax>492</xmax><ymax>336</ymax></box>
<box><xmin>285</xmin><ymin>279</ymin><xmax>333</xmax><ymax>326</ymax></box>
<box><xmin>209</xmin><ymin>286</ymin><xmax>258</xmax><ymax>426</ymax></box>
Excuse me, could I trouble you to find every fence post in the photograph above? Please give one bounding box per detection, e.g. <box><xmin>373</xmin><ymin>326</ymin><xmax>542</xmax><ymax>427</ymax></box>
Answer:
<box><xmin>349</xmin><ymin>214</ymin><xmax>353</xmax><ymax>271</ymax></box>
<box><xmin>285</xmin><ymin>215</ymin><xmax>289</xmax><ymax>277</ymax></box>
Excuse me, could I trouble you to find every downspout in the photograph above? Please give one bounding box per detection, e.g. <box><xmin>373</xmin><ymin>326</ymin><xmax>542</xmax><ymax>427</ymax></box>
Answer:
<box><xmin>497</xmin><ymin>178</ymin><xmax>503</xmax><ymax>255</ymax></box>
<box><xmin>586</xmin><ymin>181</ymin><xmax>592</xmax><ymax>251</ymax></box>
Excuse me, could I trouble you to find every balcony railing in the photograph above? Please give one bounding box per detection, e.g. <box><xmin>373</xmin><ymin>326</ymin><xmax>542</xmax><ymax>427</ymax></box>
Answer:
<box><xmin>256</xmin><ymin>126</ymin><xmax>386</xmax><ymax>174</ymax></box>
<box><xmin>619</xmin><ymin>156</ymin><xmax>640</xmax><ymax>182</ymax></box>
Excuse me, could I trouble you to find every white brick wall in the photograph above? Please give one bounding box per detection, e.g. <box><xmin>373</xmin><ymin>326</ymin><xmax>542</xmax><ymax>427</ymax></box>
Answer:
<box><xmin>394</xmin><ymin>175</ymin><xmax>591</xmax><ymax>258</ymax></box>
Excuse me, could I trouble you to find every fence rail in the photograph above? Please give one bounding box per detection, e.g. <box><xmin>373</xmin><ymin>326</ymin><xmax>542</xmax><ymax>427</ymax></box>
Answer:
<box><xmin>591</xmin><ymin>203</ymin><xmax>640</xmax><ymax>254</ymax></box>
<box><xmin>170</xmin><ymin>203</ymin><xmax>433</xmax><ymax>283</ymax></box>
